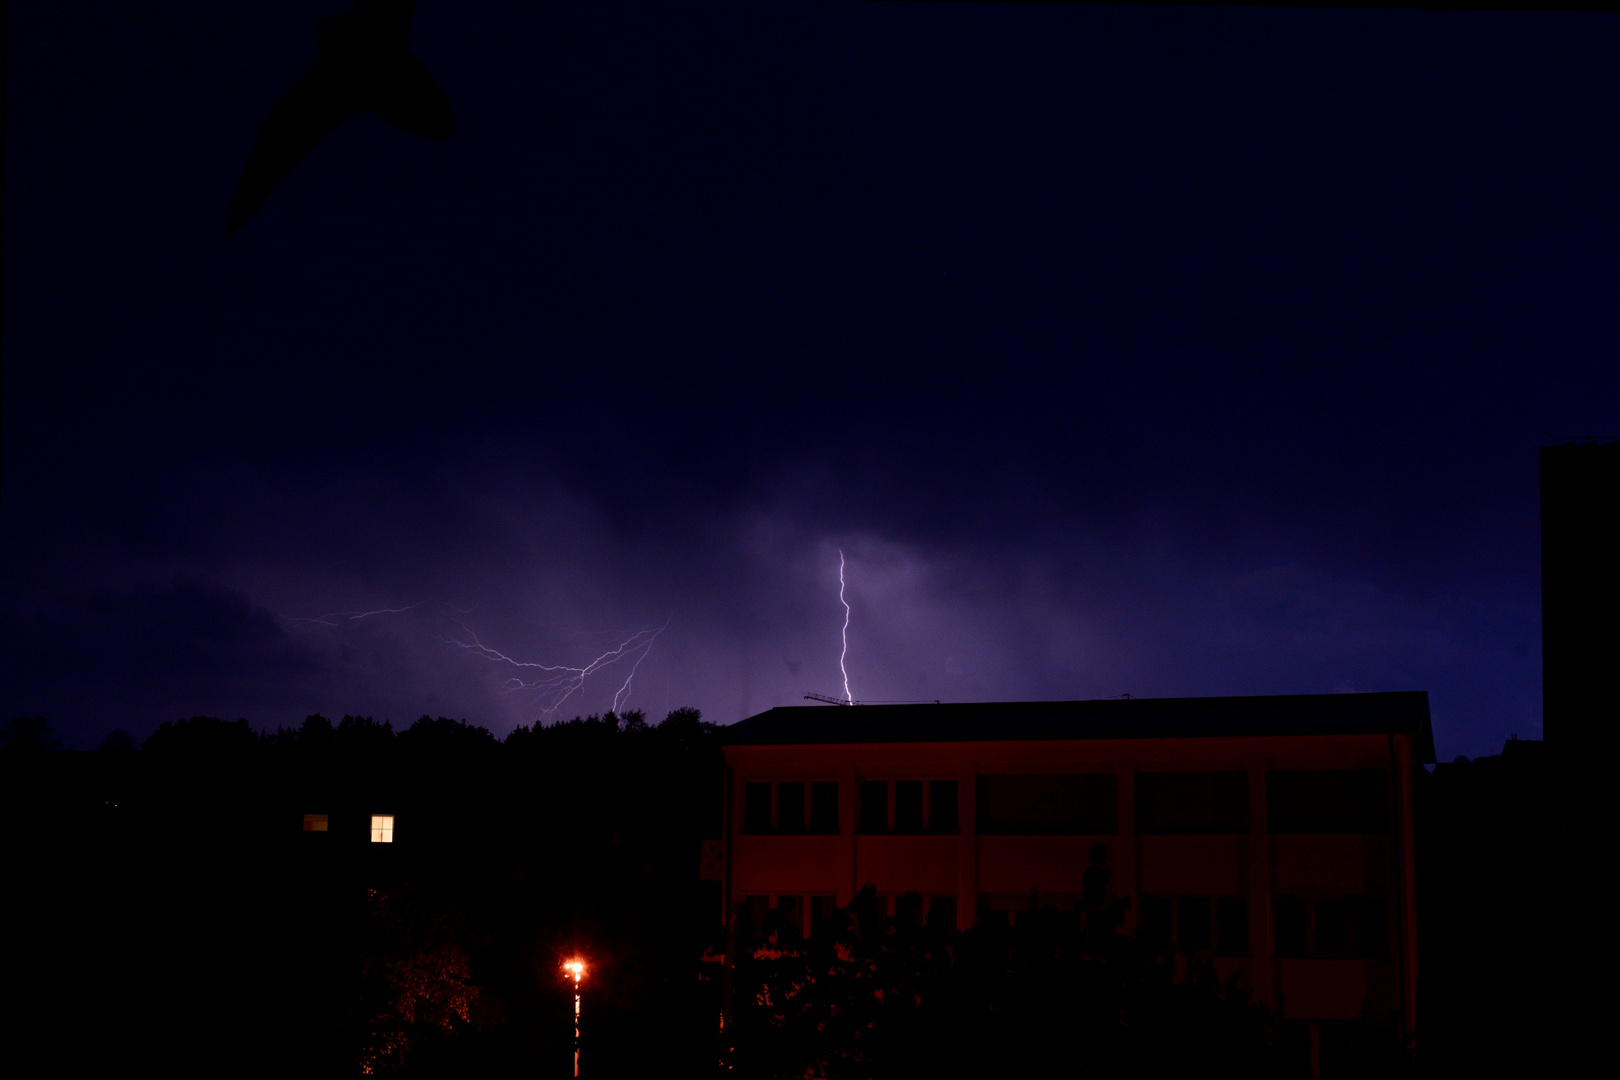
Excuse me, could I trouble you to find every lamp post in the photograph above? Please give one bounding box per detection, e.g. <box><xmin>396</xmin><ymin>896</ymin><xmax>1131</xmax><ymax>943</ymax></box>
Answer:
<box><xmin>563</xmin><ymin>959</ymin><xmax>585</xmax><ymax>1076</ymax></box>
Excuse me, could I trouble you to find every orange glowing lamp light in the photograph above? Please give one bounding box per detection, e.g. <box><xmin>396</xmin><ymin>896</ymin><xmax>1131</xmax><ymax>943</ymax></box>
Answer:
<box><xmin>564</xmin><ymin>958</ymin><xmax>587</xmax><ymax>1075</ymax></box>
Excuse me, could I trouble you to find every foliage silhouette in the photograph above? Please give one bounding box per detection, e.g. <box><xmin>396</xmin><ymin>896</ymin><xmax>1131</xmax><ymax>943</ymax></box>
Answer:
<box><xmin>2</xmin><ymin>716</ymin><xmax>62</xmax><ymax>752</ymax></box>
<box><xmin>726</xmin><ymin>867</ymin><xmax>1294</xmax><ymax>1080</ymax></box>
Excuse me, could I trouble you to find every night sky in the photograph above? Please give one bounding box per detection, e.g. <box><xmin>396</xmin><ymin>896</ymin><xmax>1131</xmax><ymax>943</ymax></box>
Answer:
<box><xmin>5</xmin><ymin>3</ymin><xmax>1616</xmax><ymax>756</ymax></box>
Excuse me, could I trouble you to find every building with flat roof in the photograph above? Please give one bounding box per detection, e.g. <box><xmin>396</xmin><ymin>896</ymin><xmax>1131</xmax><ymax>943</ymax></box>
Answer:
<box><xmin>720</xmin><ymin>691</ymin><xmax>1433</xmax><ymax>1065</ymax></box>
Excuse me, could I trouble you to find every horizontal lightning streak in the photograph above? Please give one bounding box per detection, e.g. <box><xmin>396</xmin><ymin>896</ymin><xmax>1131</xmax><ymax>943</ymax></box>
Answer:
<box><xmin>282</xmin><ymin>603</ymin><xmax>425</xmax><ymax>628</ymax></box>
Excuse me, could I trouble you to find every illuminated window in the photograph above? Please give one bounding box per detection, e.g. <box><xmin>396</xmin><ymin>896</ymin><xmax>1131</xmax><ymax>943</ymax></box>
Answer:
<box><xmin>370</xmin><ymin>814</ymin><xmax>394</xmax><ymax>843</ymax></box>
<box><xmin>302</xmin><ymin>813</ymin><xmax>329</xmax><ymax>832</ymax></box>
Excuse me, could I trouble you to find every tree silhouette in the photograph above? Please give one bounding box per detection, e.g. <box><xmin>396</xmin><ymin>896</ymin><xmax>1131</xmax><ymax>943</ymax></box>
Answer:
<box><xmin>727</xmin><ymin>858</ymin><xmax>1292</xmax><ymax>1080</ymax></box>
<box><xmin>2</xmin><ymin>716</ymin><xmax>62</xmax><ymax>752</ymax></box>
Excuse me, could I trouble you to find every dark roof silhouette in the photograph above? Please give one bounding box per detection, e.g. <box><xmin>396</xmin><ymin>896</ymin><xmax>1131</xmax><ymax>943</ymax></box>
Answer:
<box><xmin>227</xmin><ymin>0</ymin><xmax>455</xmax><ymax>233</ymax></box>
<box><xmin>724</xmin><ymin>691</ymin><xmax>1435</xmax><ymax>762</ymax></box>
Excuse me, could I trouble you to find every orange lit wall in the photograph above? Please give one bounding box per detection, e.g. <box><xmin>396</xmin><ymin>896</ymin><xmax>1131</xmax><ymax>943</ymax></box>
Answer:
<box><xmin>722</xmin><ymin>730</ymin><xmax>1421</xmax><ymax>1038</ymax></box>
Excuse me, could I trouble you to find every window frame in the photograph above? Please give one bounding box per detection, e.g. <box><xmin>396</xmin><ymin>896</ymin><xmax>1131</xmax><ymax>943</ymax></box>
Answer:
<box><xmin>856</xmin><ymin>777</ymin><xmax>962</xmax><ymax>834</ymax></box>
<box><xmin>1272</xmin><ymin>896</ymin><xmax>1390</xmax><ymax>958</ymax></box>
<box><xmin>740</xmin><ymin>779</ymin><xmax>841</xmax><ymax>834</ymax></box>
<box><xmin>1138</xmin><ymin>893</ymin><xmax>1251</xmax><ymax>956</ymax></box>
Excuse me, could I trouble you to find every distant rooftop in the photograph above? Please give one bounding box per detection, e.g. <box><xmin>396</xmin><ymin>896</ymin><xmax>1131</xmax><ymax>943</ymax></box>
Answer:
<box><xmin>723</xmin><ymin>691</ymin><xmax>1435</xmax><ymax>762</ymax></box>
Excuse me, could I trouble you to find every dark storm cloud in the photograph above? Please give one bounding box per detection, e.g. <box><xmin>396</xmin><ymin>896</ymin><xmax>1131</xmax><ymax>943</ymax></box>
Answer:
<box><xmin>2</xmin><ymin>3</ymin><xmax>1613</xmax><ymax>755</ymax></box>
<box><xmin>0</xmin><ymin>579</ymin><xmax>328</xmax><ymax>743</ymax></box>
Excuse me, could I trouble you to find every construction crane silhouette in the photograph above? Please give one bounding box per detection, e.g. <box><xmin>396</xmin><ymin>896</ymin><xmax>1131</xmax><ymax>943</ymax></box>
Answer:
<box><xmin>803</xmin><ymin>693</ymin><xmax>943</xmax><ymax>706</ymax></box>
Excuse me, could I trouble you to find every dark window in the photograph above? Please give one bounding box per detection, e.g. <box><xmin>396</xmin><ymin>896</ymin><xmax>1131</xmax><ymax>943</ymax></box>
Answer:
<box><xmin>1134</xmin><ymin>772</ymin><xmax>1250</xmax><ymax>834</ymax></box>
<box><xmin>1353</xmin><ymin>899</ymin><xmax>1388</xmax><ymax>957</ymax></box>
<box><xmin>743</xmin><ymin>782</ymin><xmax>772</xmax><ymax>833</ymax></box>
<box><xmin>1315</xmin><ymin>900</ymin><xmax>1349</xmax><ymax>955</ymax></box>
<box><xmin>928</xmin><ymin>895</ymin><xmax>957</xmax><ymax>933</ymax></box>
<box><xmin>1276</xmin><ymin>900</ymin><xmax>1309</xmax><ymax>955</ymax></box>
<box><xmin>1279</xmin><ymin>1022</ymin><xmax>1313</xmax><ymax>1075</ymax></box>
<box><xmin>743</xmin><ymin>894</ymin><xmax>770</xmax><ymax>937</ymax></box>
<box><xmin>777</xmin><ymin>781</ymin><xmax>806</xmax><ymax>833</ymax></box>
<box><xmin>1320</xmin><ymin>1022</ymin><xmax>1400</xmax><ymax>1075</ymax></box>
<box><xmin>1267</xmin><ymin>770</ymin><xmax>1390</xmax><ymax>833</ymax></box>
<box><xmin>1178</xmin><ymin>895</ymin><xmax>1213</xmax><ymax>951</ymax></box>
<box><xmin>811</xmin><ymin>894</ymin><xmax>837</xmax><ymax>932</ymax></box>
<box><xmin>811</xmin><ymin>781</ymin><xmax>840</xmax><ymax>833</ymax></box>
<box><xmin>895</xmin><ymin>781</ymin><xmax>925</xmax><ymax>832</ymax></box>
<box><xmin>1217</xmin><ymin>898</ymin><xmax>1250</xmax><ymax>955</ymax></box>
<box><xmin>860</xmin><ymin>780</ymin><xmax>889</xmax><ymax>832</ymax></box>
<box><xmin>776</xmin><ymin>894</ymin><xmax>803</xmax><ymax>938</ymax></box>
<box><xmin>930</xmin><ymin>780</ymin><xmax>959</xmax><ymax>832</ymax></box>
<box><xmin>894</xmin><ymin>892</ymin><xmax>925</xmax><ymax>928</ymax></box>
<box><xmin>1139</xmin><ymin>896</ymin><xmax>1173</xmax><ymax>948</ymax></box>
<box><xmin>977</xmin><ymin>774</ymin><xmax>1118</xmax><ymax>834</ymax></box>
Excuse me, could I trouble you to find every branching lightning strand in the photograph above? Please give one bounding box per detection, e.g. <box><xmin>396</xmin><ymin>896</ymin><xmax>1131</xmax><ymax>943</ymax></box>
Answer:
<box><xmin>448</xmin><ymin>616</ymin><xmax>671</xmax><ymax>721</ymax></box>
<box><xmin>838</xmin><ymin>549</ymin><xmax>853</xmax><ymax>705</ymax></box>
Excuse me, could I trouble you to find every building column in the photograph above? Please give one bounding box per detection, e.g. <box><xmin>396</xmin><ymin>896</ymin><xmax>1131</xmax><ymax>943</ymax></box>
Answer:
<box><xmin>1248</xmin><ymin>758</ymin><xmax>1274</xmax><ymax>1009</ymax></box>
<box><xmin>958</xmin><ymin>760</ymin><xmax>978</xmax><ymax>932</ymax></box>
<box><xmin>1118</xmin><ymin>755</ymin><xmax>1136</xmax><ymax>932</ymax></box>
<box><xmin>838</xmin><ymin>759</ymin><xmax>857</xmax><ymax>907</ymax></box>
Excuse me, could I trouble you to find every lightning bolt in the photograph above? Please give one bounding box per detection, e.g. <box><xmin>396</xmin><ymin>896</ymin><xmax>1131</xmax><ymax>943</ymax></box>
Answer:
<box><xmin>284</xmin><ymin>601</ymin><xmax>666</xmax><ymax>723</ymax></box>
<box><xmin>449</xmin><ymin>617</ymin><xmax>672</xmax><ymax>721</ymax></box>
<box><xmin>838</xmin><ymin>549</ymin><xmax>854</xmax><ymax>705</ymax></box>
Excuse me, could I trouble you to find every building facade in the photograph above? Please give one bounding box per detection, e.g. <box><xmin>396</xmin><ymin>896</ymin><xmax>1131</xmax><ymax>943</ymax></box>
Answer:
<box><xmin>720</xmin><ymin>691</ymin><xmax>1432</xmax><ymax>1061</ymax></box>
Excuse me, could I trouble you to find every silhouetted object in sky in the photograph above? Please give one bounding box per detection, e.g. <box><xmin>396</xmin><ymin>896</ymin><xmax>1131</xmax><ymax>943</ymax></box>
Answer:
<box><xmin>227</xmin><ymin>0</ymin><xmax>455</xmax><ymax>233</ymax></box>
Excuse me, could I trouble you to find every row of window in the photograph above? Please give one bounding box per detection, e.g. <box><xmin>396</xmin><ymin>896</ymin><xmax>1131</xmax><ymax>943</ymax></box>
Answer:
<box><xmin>741</xmin><ymin>890</ymin><xmax>1388</xmax><ymax>956</ymax></box>
<box><xmin>301</xmin><ymin>813</ymin><xmax>395</xmax><ymax>842</ymax></box>
<box><xmin>1138</xmin><ymin>895</ymin><xmax>1252</xmax><ymax>955</ymax></box>
<box><xmin>742</xmin><ymin>770</ymin><xmax>1391</xmax><ymax>835</ymax></box>
<box><xmin>1139</xmin><ymin>895</ymin><xmax>1387</xmax><ymax>957</ymax></box>
<box><xmin>1274</xmin><ymin>897</ymin><xmax>1388</xmax><ymax>958</ymax></box>
<box><xmin>741</xmin><ymin>892</ymin><xmax>959</xmax><ymax>938</ymax></box>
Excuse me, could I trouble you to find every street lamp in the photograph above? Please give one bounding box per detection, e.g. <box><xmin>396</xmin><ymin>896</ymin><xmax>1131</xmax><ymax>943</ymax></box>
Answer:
<box><xmin>563</xmin><ymin>959</ymin><xmax>586</xmax><ymax>1076</ymax></box>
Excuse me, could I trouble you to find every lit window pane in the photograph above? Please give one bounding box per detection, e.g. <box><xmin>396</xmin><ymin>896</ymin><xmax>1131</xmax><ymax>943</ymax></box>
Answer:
<box><xmin>371</xmin><ymin>814</ymin><xmax>394</xmax><ymax>843</ymax></box>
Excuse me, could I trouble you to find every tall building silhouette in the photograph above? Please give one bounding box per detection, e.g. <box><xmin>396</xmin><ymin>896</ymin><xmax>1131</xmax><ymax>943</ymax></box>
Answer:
<box><xmin>1541</xmin><ymin>440</ymin><xmax>1616</xmax><ymax>1071</ymax></box>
